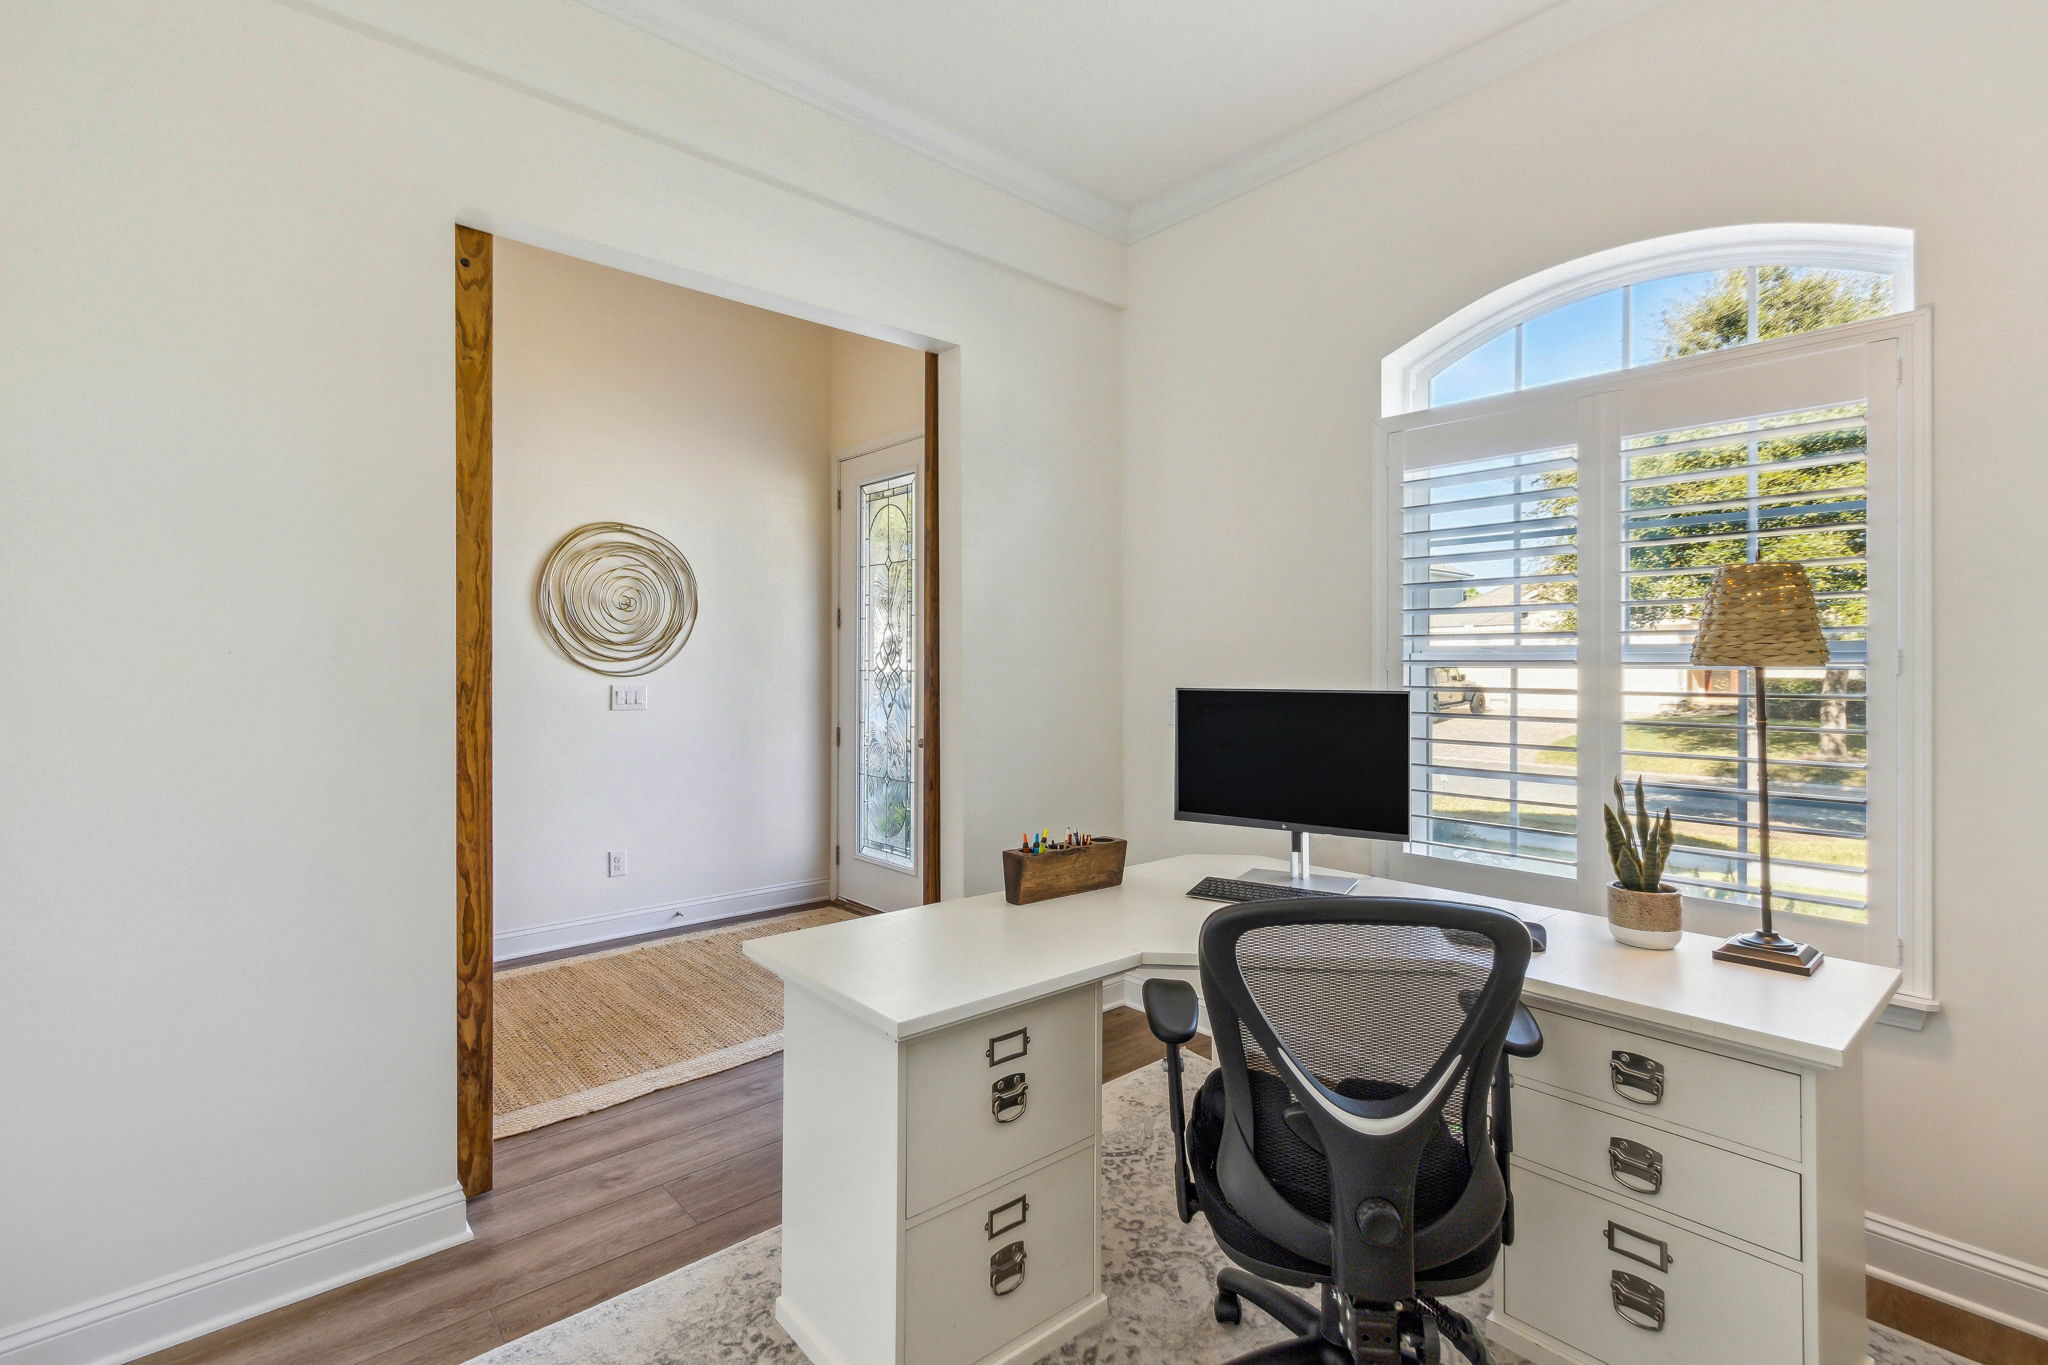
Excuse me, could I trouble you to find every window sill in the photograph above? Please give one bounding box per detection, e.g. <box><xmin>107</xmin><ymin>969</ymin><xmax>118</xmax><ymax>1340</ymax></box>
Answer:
<box><xmin>1879</xmin><ymin>993</ymin><xmax>1941</xmax><ymax>1031</ymax></box>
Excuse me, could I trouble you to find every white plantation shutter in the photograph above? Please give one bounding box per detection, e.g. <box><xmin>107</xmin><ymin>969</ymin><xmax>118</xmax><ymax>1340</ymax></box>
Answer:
<box><xmin>1391</xmin><ymin>401</ymin><xmax>1582</xmax><ymax>881</ymax></box>
<box><xmin>1377</xmin><ymin>324</ymin><xmax>1918</xmax><ymax>971</ymax></box>
<box><xmin>1617</xmin><ymin>402</ymin><xmax>1873</xmax><ymax>923</ymax></box>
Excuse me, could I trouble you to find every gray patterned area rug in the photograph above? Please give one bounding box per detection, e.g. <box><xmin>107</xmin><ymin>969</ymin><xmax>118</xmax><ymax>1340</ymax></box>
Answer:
<box><xmin>471</xmin><ymin>1058</ymin><xmax>1970</xmax><ymax>1365</ymax></box>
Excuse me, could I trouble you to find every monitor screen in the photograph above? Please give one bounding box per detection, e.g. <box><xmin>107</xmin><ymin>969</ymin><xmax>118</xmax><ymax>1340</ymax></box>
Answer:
<box><xmin>1174</xmin><ymin>689</ymin><xmax>1409</xmax><ymax>841</ymax></box>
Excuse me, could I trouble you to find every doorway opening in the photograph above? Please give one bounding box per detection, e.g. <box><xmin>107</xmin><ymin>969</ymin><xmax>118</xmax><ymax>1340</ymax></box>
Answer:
<box><xmin>455</xmin><ymin>227</ymin><xmax>940</xmax><ymax>1197</ymax></box>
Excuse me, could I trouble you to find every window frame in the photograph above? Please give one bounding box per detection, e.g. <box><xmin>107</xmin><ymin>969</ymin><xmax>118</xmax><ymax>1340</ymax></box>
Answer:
<box><xmin>1370</xmin><ymin>309</ymin><xmax>1934</xmax><ymax>1016</ymax></box>
<box><xmin>1382</xmin><ymin>225</ymin><xmax>1916</xmax><ymax>418</ymax></box>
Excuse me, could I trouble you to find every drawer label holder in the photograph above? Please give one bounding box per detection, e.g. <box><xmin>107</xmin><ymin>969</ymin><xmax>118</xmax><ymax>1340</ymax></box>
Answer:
<box><xmin>989</xmin><ymin>1241</ymin><xmax>1026</xmax><ymax>1296</ymax></box>
<box><xmin>1607</xmin><ymin>1136</ymin><xmax>1664</xmax><ymax>1195</ymax></box>
<box><xmin>1603</xmin><ymin>1219</ymin><xmax>1675</xmax><ymax>1273</ymax></box>
<box><xmin>984</xmin><ymin>1194</ymin><xmax>1029</xmax><ymax>1240</ymax></box>
<box><xmin>990</xmin><ymin>1072</ymin><xmax>1028</xmax><ymax>1123</ymax></box>
<box><xmin>1611</xmin><ymin>1270</ymin><xmax>1666</xmax><ymax>1332</ymax></box>
<box><xmin>987</xmin><ymin>1027</ymin><xmax>1031</xmax><ymax>1067</ymax></box>
<box><xmin>1609</xmin><ymin>1050</ymin><xmax>1666</xmax><ymax>1105</ymax></box>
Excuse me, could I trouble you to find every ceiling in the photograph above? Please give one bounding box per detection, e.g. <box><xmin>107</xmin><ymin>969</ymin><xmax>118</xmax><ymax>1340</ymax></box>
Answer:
<box><xmin>580</xmin><ymin>0</ymin><xmax>1666</xmax><ymax>240</ymax></box>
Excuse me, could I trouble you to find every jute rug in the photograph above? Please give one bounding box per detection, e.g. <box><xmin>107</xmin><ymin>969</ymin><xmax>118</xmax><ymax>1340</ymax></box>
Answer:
<box><xmin>492</xmin><ymin>906</ymin><xmax>856</xmax><ymax>1138</ymax></box>
<box><xmin>469</xmin><ymin>1056</ymin><xmax>1968</xmax><ymax>1365</ymax></box>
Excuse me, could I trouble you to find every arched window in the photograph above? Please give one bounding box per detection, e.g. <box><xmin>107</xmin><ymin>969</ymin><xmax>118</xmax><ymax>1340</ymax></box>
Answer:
<box><xmin>1373</xmin><ymin>226</ymin><xmax>1930</xmax><ymax>1006</ymax></box>
<box><xmin>1383</xmin><ymin>225</ymin><xmax>1913</xmax><ymax>415</ymax></box>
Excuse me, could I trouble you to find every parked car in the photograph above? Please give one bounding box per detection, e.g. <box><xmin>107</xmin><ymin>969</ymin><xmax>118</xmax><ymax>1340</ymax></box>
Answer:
<box><xmin>1430</xmin><ymin>666</ymin><xmax>1488</xmax><ymax>713</ymax></box>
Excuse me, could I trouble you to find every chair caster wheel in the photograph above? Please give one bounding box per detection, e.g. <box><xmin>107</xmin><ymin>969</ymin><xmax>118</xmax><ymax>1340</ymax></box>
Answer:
<box><xmin>1214</xmin><ymin>1289</ymin><xmax>1242</xmax><ymax>1325</ymax></box>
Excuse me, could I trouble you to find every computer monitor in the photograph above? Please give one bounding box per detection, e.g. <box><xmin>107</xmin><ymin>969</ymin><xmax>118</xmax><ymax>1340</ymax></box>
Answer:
<box><xmin>1174</xmin><ymin>688</ymin><xmax>1408</xmax><ymax>892</ymax></box>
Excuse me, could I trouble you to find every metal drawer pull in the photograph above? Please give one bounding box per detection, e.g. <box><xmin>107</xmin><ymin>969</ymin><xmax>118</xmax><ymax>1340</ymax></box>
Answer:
<box><xmin>987</xmin><ymin>1027</ymin><xmax>1031</xmax><ymax>1067</ymax></box>
<box><xmin>1603</xmin><ymin>1220</ymin><xmax>1675</xmax><ymax>1273</ymax></box>
<box><xmin>1608</xmin><ymin>1136</ymin><xmax>1664</xmax><ymax>1194</ymax></box>
<box><xmin>1611</xmin><ymin>1271</ymin><xmax>1665</xmax><ymax>1332</ymax></box>
<box><xmin>1609</xmin><ymin>1051</ymin><xmax>1665</xmax><ymax>1105</ymax></box>
<box><xmin>989</xmin><ymin>1241</ymin><xmax>1026</xmax><ymax>1296</ymax></box>
<box><xmin>985</xmin><ymin>1194</ymin><xmax>1029</xmax><ymax>1239</ymax></box>
<box><xmin>990</xmin><ymin>1073</ymin><xmax>1028</xmax><ymax>1122</ymax></box>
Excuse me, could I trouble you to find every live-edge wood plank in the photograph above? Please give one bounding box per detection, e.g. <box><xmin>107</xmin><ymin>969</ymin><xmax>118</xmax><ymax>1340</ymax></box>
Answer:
<box><xmin>454</xmin><ymin>223</ymin><xmax>494</xmax><ymax>1198</ymax></box>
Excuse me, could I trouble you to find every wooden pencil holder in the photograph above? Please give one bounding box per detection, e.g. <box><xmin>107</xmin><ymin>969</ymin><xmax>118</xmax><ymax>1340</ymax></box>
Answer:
<box><xmin>1001</xmin><ymin>838</ymin><xmax>1128</xmax><ymax>905</ymax></box>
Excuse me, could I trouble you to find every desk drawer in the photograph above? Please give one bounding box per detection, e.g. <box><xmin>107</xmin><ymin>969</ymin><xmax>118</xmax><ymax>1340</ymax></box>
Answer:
<box><xmin>902</xmin><ymin>1145</ymin><xmax>1096</xmax><ymax>1365</ymax></box>
<box><xmin>1502</xmin><ymin>1168</ymin><xmax>1803</xmax><ymax>1365</ymax></box>
<box><xmin>905</xmin><ymin>986</ymin><xmax>1099</xmax><ymax>1216</ymax></box>
<box><xmin>1514</xmin><ymin>1009</ymin><xmax>1802</xmax><ymax>1159</ymax></box>
<box><xmin>1513</xmin><ymin>1086</ymin><xmax>1802</xmax><ymax>1258</ymax></box>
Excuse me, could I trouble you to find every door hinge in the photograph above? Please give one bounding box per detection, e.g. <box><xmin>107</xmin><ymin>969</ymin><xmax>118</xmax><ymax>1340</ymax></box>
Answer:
<box><xmin>836</xmin><ymin>607</ymin><xmax>842</xmax><ymax>628</ymax></box>
<box><xmin>836</xmin><ymin>489</ymin><xmax>842</xmax><ymax>510</ymax></box>
<box><xmin>835</xmin><ymin>725</ymin><xmax>842</xmax><ymax>746</ymax></box>
<box><xmin>1897</xmin><ymin>937</ymin><xmax>1905</xmax><ymax>967</ymax></box>
<box><xmin>834</xmin><ymin>844</ymin><xmax>841</xmax><ymax>866</ymax></box>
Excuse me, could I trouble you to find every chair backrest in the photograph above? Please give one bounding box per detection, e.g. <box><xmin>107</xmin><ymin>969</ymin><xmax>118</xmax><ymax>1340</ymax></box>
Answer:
<box><xmin>1198</xmin><ymin>896</ymin><xmax>1533</xmax><ymax>1304</ymax></box>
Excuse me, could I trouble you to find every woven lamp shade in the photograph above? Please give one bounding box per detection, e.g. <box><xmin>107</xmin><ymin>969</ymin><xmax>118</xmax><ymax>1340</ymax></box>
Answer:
<box><xmin>1690</xmin><ymin>562</ymin><xmax>1830</xmax><ymax>668</ymax></box>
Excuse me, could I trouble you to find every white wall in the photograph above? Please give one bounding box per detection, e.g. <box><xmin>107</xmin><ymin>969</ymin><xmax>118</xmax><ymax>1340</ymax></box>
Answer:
<box><xmin>0</xmin><ymin>0</ymin><xmax>1121</xmax><ymax>1356</ymax></box>
<box><xmin>1122</xmin><ymin>0</ymin><xmax>2048</xmax><ymax>1330</ymax></box>
<box><xmin>493</xmin><ymin>243</ymin><xmax>832</xmax><ymax>955</ymax></box>
<box><xmin>830</xmin><ymin>332</ymin><xmax>926</xmax><ymax>452</ymax></box>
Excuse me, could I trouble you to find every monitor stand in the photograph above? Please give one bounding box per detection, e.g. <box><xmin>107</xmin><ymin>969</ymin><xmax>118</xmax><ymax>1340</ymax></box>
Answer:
<box><xmin>1243</xmin><ymin>830</ymin><xmax>1359</xmax><ymax>895</ymax></box>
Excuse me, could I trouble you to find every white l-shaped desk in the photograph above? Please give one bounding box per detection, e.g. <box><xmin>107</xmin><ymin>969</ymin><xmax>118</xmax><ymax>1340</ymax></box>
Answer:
<box><xmin>747</xmin><ymin>853</ymin><xmax>1900</xmax><ymax>1365</ymax></box>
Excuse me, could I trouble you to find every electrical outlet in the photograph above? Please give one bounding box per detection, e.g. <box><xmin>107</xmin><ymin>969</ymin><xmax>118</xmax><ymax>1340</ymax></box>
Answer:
<box><xmin>609</xmin><ymin>684</ymin><xmax>648</xmax><ymax>711</ymax></box>
<box><xmin>607</xmin><ymin>849</ymin><xmax>627</xmax><ymax>878</ymax></box>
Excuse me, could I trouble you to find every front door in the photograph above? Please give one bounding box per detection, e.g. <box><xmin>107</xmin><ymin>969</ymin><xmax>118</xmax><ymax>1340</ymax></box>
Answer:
<box><xmin>835</xmin><ymin>438</ymin><xmax>925</xmax><ymax>910</ymax></box>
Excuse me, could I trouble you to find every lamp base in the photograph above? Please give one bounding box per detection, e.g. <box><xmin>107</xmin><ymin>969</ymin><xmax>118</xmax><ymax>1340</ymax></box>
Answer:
<box><xmin>1713</xmin><ymin>930</ymin><xmax>1825</xmax><ymax>976</ymax></box>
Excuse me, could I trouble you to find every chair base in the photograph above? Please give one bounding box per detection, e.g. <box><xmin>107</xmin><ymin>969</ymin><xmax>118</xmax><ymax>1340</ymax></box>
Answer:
<box><xmin>1213</xmin><ymin>1270</ymin><xmax>1490</xmax><ymax>1365</ymax></box>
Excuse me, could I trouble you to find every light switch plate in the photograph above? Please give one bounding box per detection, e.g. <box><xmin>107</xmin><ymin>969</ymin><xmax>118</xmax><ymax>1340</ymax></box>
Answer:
<box><xmin>609</xmin><ymin>684</ymin><xmax>648</xmax><ymax>711</ymax></box>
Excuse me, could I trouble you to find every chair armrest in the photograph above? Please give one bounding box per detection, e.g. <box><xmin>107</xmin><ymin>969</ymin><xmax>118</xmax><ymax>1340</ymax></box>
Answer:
<box><xmin>1142</xmin><ymin>978</ymin><xmax>1201</xmax><ymax>1223</ymax></box>
<box><xmin>1504</xmin><ymin>1002</ymin><xmax>1543</xmax><ymax>1059</ymax></box>
<box><xmin>1143</xmin><ymin>978</ymin><xmax>1200</xmax><ymax>1045</ymax></box>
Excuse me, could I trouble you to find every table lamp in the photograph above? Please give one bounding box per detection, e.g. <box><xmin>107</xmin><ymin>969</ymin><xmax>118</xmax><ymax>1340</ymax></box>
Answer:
<box><xmin>1688</xmin><ymin>561</ymin><xmax>1829</xmax><ymax>975</ymax></box>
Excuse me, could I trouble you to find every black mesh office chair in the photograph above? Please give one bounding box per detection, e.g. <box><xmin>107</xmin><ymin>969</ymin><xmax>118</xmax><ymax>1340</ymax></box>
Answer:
<box><xmin>1144</xmin><ymin>897</ymin><xmax>1544</xmax><ymax>1365</ymax></box>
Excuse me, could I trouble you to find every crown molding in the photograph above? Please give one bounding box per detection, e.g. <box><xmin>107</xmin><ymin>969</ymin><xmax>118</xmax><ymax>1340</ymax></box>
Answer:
<box><xmin>576</xmin><ymin>0</ymin><xmax>1668</xmax><ymax>247</ymax></box>
<box><xmin>575</xmin><ymin>0</ymin><xmax>1132</xmax><ymax>240</ymax></box>
<box><xmin>1125</xmin><ymin>0</ymin><xmax>1673</xmax><ymax>240</ymax></box>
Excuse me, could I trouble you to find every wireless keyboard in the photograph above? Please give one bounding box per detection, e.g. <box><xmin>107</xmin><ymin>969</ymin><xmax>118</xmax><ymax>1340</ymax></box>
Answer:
<box><xmin>1185</xmin><ymin>876</ymin><xmax>1546</xmax><ymax>951</ymax></box>
<box><xmin>1187</xmin><ymin>876</ymin><xmax>1348</xmax><ymax>903</ymax></box>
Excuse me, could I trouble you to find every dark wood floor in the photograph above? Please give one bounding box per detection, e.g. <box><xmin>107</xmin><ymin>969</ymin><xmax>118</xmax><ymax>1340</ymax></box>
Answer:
<box><xmin>130</xmin><ymin>1006</ymin><xmax>1996</xmax><ymax>1365</ymax></box>
<box><xmin>140</xmin><ymin>1008</ymin><xmax>1191</xmax><ymax>1365</ymax></box>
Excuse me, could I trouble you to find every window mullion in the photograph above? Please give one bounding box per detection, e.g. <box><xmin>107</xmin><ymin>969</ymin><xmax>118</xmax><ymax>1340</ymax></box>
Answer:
<box><xmin>1573</xmin><ymin>393</ymin><xmax>1624</xmax><ymax>916</ymax></box>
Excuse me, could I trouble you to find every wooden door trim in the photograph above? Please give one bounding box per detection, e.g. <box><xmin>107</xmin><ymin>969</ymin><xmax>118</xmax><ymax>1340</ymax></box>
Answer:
<box><xmin>454</xmin><ymin>226</ymin><xmax>494</xmax><ymax>1198</ymax></box>
<box><xmin>921</xmin><ymin>351</ymin><xmax>941</xmax><ymax>906</ymax></box>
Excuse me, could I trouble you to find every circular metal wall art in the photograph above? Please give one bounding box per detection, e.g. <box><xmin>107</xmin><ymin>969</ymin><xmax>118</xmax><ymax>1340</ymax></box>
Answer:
<box><xmin>536</xmin><ymin>522</ymin><xmax>698</xmax><ymax>676</ymax></box>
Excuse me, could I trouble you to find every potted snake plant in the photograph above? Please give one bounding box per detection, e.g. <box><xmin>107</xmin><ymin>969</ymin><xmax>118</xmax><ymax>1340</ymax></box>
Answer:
<box><xmin>1604</xmin><ymin>777</ymin><xmax>1682</xmax><ymax>948</ymax></box>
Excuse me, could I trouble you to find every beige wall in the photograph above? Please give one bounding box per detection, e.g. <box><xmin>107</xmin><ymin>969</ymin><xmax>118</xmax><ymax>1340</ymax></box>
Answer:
<box><xmin>1122</xmin><ymin>0</ymin><xmax>2048</xmax><ymax>1327</ymax></box>
<box><xmin>493</xmin><ymin>242</ymin><xmax>833</xmax><ymax>951</ymax></box>
<box><xmin>830</xmin><ymin>332</ymin><xmax>927</xmax><ymax>452</ymax></box>
<box><xmin>0</xmin><ymin>0</ymin><xmax>1122</xmax><ymax>1348</ymax></box>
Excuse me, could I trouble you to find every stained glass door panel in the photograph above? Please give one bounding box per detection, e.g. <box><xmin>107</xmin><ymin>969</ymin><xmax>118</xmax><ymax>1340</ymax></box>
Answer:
<box><xmin>835</xmin><ymin>438</ymin><xmax>924</xmax><ymax>911</ymax></box>
<box><xmin>857</xmin><ymin>473</ymin><xmax>916</xmax><ymax>867</ymax></box>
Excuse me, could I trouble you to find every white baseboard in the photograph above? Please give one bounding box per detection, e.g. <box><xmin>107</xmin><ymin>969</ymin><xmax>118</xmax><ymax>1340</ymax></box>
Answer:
<box><xmin>0</xmin><ymin>1185</ymin><xmax>470</xmax><ymax>1365</ymax></box>
<box><xmin>1868</xmin><ymin>1213</ymin><xmax>2048</xmax><ymax>1343</ymax></box>
<box><xmin>494</xmin><ymin>878</ymin><xmax>831</xmax><ymax>962</ymax></box>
